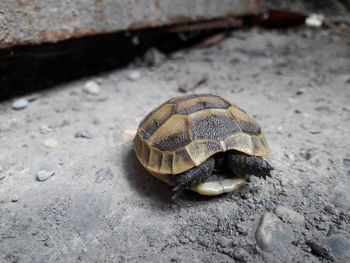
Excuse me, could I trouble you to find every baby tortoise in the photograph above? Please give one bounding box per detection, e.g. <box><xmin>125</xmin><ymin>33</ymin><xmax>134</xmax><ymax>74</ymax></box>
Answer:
<box><xmin>133</xmin><ymin>94</ymin><xmax>273</xmax><ymax>198</ymax></box>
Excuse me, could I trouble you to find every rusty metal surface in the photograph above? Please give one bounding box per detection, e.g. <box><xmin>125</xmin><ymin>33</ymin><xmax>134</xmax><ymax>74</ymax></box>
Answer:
<box><xmin>0</xmin><ymin>0</ymin><xmax>260</xmax><ymax>48</ymax></box>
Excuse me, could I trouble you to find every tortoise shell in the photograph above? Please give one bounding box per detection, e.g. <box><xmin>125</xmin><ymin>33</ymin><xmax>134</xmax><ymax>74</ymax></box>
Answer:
<box><xmin>133</xmin><ymin>94</ymin><xmax>270</xmax><ymax>184</ymax></box>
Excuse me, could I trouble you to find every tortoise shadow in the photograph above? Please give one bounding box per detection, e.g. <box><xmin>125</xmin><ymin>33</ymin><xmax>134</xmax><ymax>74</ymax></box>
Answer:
<box><xmin>122</xmin><ymin>147</ymin><xmax>173</xmax><ymax>202</ymax></box>
<box><xmin>122</xmin><ymin>147</ymin><xmax>223</xmax><ymax>204</ymax></box>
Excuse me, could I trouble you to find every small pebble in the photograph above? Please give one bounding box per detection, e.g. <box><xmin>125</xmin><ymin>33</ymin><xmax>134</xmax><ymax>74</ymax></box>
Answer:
<box><xmin>12</xmin><ymin>98</ymin><xmax>29</xmax><ymax>110</ymax></box>
<box><xmin>178</xmin><ymin>86</ymin><xmax>187</xmax><ymax>93</ymax></box>
<box><xmin>187</xmin><ymin>235</ymin><xmax>196</xmax><ymax>243</ymax></box>
<box><xmin>301</xmin><ymin>187</ymin><xmax>311</xmax><ymax>197</ymax></box>
<box><xmin>305</xmin><ymin>14</ymin><xmax>324</xmax><ymax>27</ymax></box>
<box><xmin>324</xmin><ymin>204</ymin><xmax>338</xmax><ymax>215</ymax></box>
<box><xmin>95</xmin><ymin>167</ymin><xmax>114</xmax><ymax>183</ymax></box>
<box><xmin>327</xmin><ymin>235</ymin><xmax>350</xmax><ymax>259</ymax></box>
<box><xmin>314</xmin><ymin>106</ymin><xmax>334</xmax><ymax>113</ymax></box>
<box><xmin>143</xmin><ymin>48</ymin><xmax>166</xmax><ymax>66</ymax></box>
<box><xmin>343</xmin><ymin>158</ymin><xmax>350</xmax><ymax>169</ymax></box>
<box><xmin>43</xmin><ymin>139</ymin><xmax>58</xmax><ymax>148</ymax></box>
<box><xmin>128</xmin><ymin>71</ymin><xmax>141</xmax><ymax>81</ymax></box>
<box><xmin>279</xmin><ymin>176</ymin><xmax>289</xmax><ymax>187</ymax></box>
<box><xmin>236</xmin><ymin>223</ymin><xmax>248</xmax><ymax>235</ymax></box>
<box><xmin>327</xmin><ymin>225</ymin><xmax>336</xmax><ymax>237</ymax></box>
<box><xmin>92</xmin><ymin>119</ymin><xmax>101</xmax><ymax>125</ymax></box>
<box><xmin>75</xmin><ymin>131</ymin><xmax>92</xmax><ymax>139</ymax></box>
<box><xmin>199</xmin><ymin>239</ymin><xmax>210</xmax><ymax>248</ymax></box>
<box><xmin>309</xmin><ymin>130</ymin><xmax>321</xmax><ymax>134</ymax></box>
<box><xmin>39</xmin><ymin>125</ymin><xmax>52</xmax><ymax>134</ymax></box>
<box><xmin>179</xmin><ymin>237</ymin><xmax>188</xmax><ymax>245</ymax></box>
<box><xmin>83</xmin><ymin>81</ymin><xmax>101</xmax><ymax>95</ymax></box>
<box><xmin>274</xmin><ymin>206</ymin><xmax>305</xmax><ymax>224</ymax></box>
<box><xmin>284</xmin><ymin>152</ymin><xmax>295</xmax><ymax>161</ymax></box>
<box><xmin>11</xmin><ymin>195</ymin><xmax>19</xmax><ymax>202</ymax></box>
<box><xmin>255</xmin><ymin>212</ymin><xmax>294</xmax><ymax>252</ymax></box>
<box><xmin>218</xmin><ymin>236</ymin><xmax>232</xmax><ymax>248</ymax></box>
<box><xmin>306</xmin><ymin>240</ymin><xmax>334</xmax><ymax>261</ymax></box>
<box><xmin>316</xmin><ymin>223</ymin><xmax>328</xmax><ymax>231</ymax></box>
<box><xmin>37</xmin><ymin>170</ymin><xmax>55</xmax><ymax>181</ymax></box>
<box><xmin>232</xmin><ymin>247</ymin><xmax>252</xmax><ymax>262</ymax></box>
<box><xmin>333</xmin><ymin>185</ymin><xmax>350</xmax><ymax>209</ymax></box>
<box><xmin>319</xmin><ymin>215</ymin><xmax>327</xmax><ymax>222</ymax></box>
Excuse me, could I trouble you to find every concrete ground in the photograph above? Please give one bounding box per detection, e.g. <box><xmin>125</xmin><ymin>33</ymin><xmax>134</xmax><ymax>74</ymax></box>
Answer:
<box><xmin>1</xmin><ymin>25</ymin><xmax>350</xmax><ymax>262</ymax></box>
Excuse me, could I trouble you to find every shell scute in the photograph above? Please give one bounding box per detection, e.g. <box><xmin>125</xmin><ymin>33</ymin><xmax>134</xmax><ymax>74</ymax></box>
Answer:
<box><xmin>134</xmin><ymin>94</ymin><xmax>270</xmax><ymax>176</ymax></box>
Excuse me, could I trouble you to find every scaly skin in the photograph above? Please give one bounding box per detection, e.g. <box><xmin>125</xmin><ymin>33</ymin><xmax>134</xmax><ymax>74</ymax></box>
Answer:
<box><xmin>227</xmin><ymin>153</ymin><xmax>273</xmax><ymax>179</ymax></box>
<box><xmin>171</xmin><ymin>157</ymin><xmax>215</xmax><ymax>199</ymax></box>
<box><xmin>171</xmin><ymin>152</ymin><xmax>273</xmax><ymax>198</ymax></box>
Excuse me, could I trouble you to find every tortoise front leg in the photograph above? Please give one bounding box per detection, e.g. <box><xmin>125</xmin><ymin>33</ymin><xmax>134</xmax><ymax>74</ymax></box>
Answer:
<box><xmin>227</xmin><ymin>153</ymin><xmax>273</xmax><ymax>179</ymax></box>
<box><xmin>171</xmin><ymin>157</ymin><xmax>215</xmax><ymax>199</ymax></box>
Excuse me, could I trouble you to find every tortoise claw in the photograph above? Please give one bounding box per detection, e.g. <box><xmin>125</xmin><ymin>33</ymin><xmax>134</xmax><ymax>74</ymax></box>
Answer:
<box><xmin>171</xmin><ymin>182</ymin><xmax>187</xmax><ymax>199</ymax></box>
<box><xmin>171</xmin><ymin>187</ymin><xmax>185</xmax><ymax>199</ymax></box>
<box><xmin>172</xmin><ymin>183</ymin><xmax>185</xmax><ymax>192</ymax></box>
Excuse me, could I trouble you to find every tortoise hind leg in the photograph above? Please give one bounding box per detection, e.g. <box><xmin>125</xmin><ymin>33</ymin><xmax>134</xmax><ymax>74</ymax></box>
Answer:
<box><xmin>227</xmin><ymin>153</ymin><xmax>273</xmax><ymax>179</ymax></box>
<box><xmin>171</xmin><ymin>157</ymin><xmax>215</xmax><ymax>199</ymax></box>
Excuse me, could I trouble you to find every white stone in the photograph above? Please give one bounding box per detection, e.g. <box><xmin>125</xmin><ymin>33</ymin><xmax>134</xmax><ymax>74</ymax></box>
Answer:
<box><xmin>305</xmin><ymin>14</ymin><xmax>324</xmax><ymax>27</ymax></box>
<box><xmin>37</xmin><ymin>170</ymin><xmax>55</xmax><ymax>181</ymax></box>
<box><xmin>43</xmin><ymin>139</ymin><xmax>58</xmax><ymax>148</ymax></box>
<box><xmin>12</xmin><ymin>98</ymin><xmax>29</xmax><ymax>110</ymax></box>
<box><xmin>127</xmin><ymin>71</ymin><xmax>141</xmax><ymax>81</ymax></box>
<box><xmin>83</xmin><ymin>81</ymin><xmax>101</xmax><ymax>95</ymax></box>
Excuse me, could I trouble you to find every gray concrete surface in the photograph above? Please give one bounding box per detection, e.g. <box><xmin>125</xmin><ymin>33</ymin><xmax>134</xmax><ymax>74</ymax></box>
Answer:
<box><xmin>0</xmin><ymin>0</ymin><xmax>260</xmax><ymax>48</ymax></box>
<box><xmin>1</xmin><ymin>26</ymin><xmax>350</xmax><ymax>262</ymax></box>
<box><xmin>264</xmin><ymin>0</ymin><xmax>350</xmax><ymax>16</ymax></box>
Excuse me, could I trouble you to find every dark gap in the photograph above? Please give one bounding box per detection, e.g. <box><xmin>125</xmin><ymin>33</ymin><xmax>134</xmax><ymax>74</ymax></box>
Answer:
<box><xmin>0</xmin><ymin>26</ymin><xmax>226</xmax><ymax>101</ymax></box>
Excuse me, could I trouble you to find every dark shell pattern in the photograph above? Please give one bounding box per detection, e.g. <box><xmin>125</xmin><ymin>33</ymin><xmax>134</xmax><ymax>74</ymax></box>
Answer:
<box><xmin>134</xmin><ymin>94</ymin><xmax>270</xmax><ymax>176</ymax></box>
